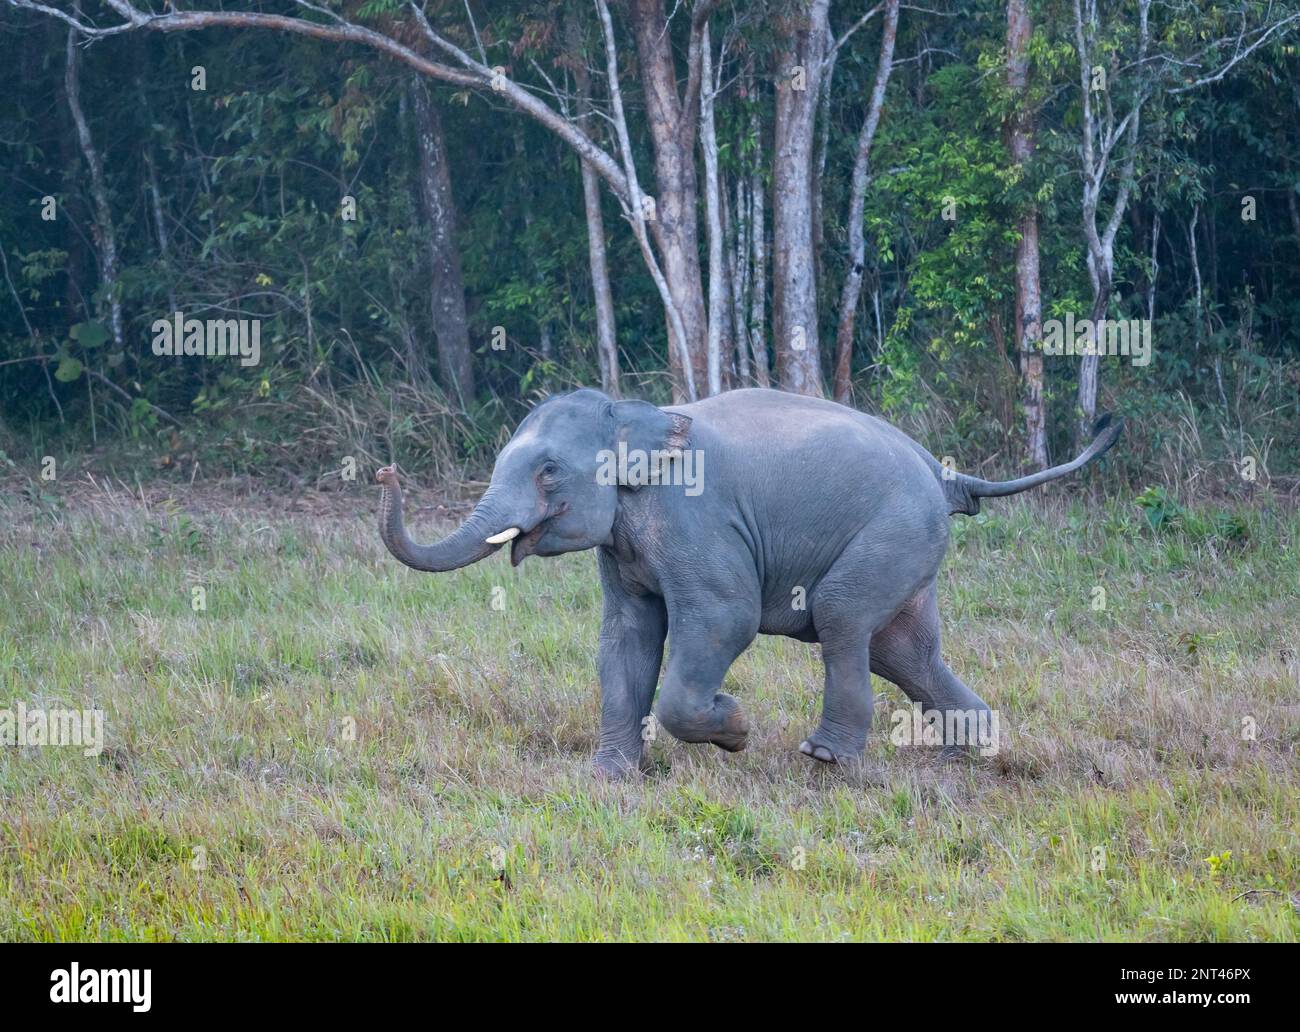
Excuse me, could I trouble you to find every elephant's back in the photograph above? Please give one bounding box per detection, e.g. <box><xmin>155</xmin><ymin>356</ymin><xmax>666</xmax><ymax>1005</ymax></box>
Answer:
<box><xmin>672</xmin><ymin>390</ymin><xmax>935</xmax><ymax>479</ymax></box>
<box><xmin>670</xmin><ymin>388</ymin><xmax>947</xmax><ymax>524</ymax></box>
<box><xmin>672</xmin><ymin>389</ymin><xmax>916</xmax><ymax>448</ymax></box>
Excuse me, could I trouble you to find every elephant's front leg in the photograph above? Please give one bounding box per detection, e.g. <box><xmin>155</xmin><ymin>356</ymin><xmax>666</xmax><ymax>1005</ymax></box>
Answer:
<box><xmin>592</xmin><ymin>551</ymin><xmax>667</xmax><ymax>778</ymax></box>
<box><xmin>655</xmin><ymin>602</ymin><xmax>758</xmax><ymax>753</ymax></box>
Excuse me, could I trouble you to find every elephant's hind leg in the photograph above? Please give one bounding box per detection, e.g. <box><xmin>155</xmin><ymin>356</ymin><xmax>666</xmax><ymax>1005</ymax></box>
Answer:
<box><xmin>799</xmin><ymin>541</ymin><xmax>924</xmax><ymax>765</ymax></box>
<box><xmin>870</xmin><ymin>581</ymin><xmax>994</xmax><ymax>751</ymax></box>
<box><xmin>799</xmin><ymin>631</ymin><xmax>873</xmax><ymax>763</ymax></box>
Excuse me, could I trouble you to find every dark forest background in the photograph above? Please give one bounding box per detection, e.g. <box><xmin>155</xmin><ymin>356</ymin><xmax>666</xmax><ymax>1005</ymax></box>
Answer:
<box><xmin>1</xmin><ymin>0</ymin><xmax>1298</xmax><ymax>494</ymax></box>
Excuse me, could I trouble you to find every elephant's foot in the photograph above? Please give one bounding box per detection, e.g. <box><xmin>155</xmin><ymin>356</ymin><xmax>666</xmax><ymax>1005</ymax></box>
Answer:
<box><xmin>704</xmin><ymin>693</ymin><xmax>749</xmax><ymax>752</ymax></box>
<box><xmin>798</xmin><ymin>724</ymin><xmax>866</xmax><ymax>765</ymax></box>
<box><xmin>592</xmin><ymin>743</ymin><xmax>651</xmax><ymax>780</ymax></box>
<box><xmin>710</xmin><ymin>721</ymin><xmax>749</xmax><ymax>753</ymax></box>
<box><xmin>657</xmin><ymin>692</ymin><xmax>749</xmax><ymax>752</ymax></box>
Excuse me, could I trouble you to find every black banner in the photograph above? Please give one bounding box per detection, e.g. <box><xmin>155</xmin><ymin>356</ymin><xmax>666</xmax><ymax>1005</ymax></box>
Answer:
<box><xmin>0</xmin><ymin>945</ymin><xmax>1283</xmax><ymax>1019</ymax></box>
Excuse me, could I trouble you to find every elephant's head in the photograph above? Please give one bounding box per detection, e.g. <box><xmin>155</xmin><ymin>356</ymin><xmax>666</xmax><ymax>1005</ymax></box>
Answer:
<box><xmin>376</xmin><ymin>389</ymin><xmax>691</xmax><ymax>571</ymax></box>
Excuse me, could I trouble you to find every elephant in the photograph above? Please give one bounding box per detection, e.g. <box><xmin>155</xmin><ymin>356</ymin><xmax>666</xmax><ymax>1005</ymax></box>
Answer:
<box><xmin>376</xmin><ymin>387</ymin><xmax>1122</xmax><ymax>777</ymax></box>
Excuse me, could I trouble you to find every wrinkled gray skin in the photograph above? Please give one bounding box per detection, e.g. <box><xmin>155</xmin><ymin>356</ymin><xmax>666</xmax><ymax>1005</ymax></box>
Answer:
<box><xmin>377</xmin><ymin>388</ymin><xmax>1122</xmax><ymax>777</ymax></box>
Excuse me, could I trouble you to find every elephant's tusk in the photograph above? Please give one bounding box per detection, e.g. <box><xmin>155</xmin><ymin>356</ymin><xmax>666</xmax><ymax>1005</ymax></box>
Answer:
<box><xmin>485</xmin><ymin>527</ymin><xmax>521</xmax><ymax>545</ymax></box>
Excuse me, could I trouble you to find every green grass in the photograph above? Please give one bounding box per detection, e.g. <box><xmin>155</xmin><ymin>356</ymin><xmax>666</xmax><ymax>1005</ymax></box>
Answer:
<box><xmin>1</xmin><ymin>481</ymin><xmax>1297</xmax><ymax>941</ymax></box>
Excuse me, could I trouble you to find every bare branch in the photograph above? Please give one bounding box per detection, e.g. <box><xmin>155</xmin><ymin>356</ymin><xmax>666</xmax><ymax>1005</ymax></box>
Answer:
<box><xmin>4</xmin><ymin>0</ymin><xmax>134</xmax><ymax>36</ymax></box>
<box><xmin>461</xmin><ymin>0</ymin><xmax>488</xmax><ymax>65</ymax></box>
<box><xmin>831</xmin><ymin>2</ymin><xmax>882</xmax><ymax>57</ymax></box>
<box><xmin>680</xmin><ymin>0</ymin><xmax>723</xmax><ymax>144</ymax></box>
<box><xmin>7</xmin><ymin>0</ymin><xmax>631</xmax><ymax>202</ymax></box>
<box><xmin>1170</xmin><ymin>10</ymin><xmax>1300</xmax><ymax>93</ymax></box>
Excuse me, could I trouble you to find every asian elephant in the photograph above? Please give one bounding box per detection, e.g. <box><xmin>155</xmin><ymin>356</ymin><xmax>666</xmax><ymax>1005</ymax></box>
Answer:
<box><xmin>376</xmin><ymin>388</ymin><xmax>1122</xmax><ymax>777</ymax></box>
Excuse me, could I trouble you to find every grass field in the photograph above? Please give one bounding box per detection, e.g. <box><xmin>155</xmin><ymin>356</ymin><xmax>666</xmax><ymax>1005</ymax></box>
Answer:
<box><xmin>1</xmin><ymin>476</ymin><xmax>1297</xmax><ymax>941</ymax></box>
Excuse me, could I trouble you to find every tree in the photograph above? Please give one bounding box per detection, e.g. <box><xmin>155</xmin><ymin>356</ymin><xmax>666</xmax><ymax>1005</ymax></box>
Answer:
<box><xmin>832</xmin><ymin>0</ymin><xmax>898</xmax><ymax>404</ymax></box>
<box><xmin>1069</xmin><ymin>0</ymin><xmax>1300</xmax><ymax>441</ymax></box>
<box><xmin>566</xmin><ymin>6</ymin><xmax>620</xmax><ymax>397</ymax></box>
<box><xmin>624</xmin><ymin>0</ymin><xmax>716</xmax><ymax>398</ymax></box>
<box><xmin>410</xmin><ymin>75</ymin><xmax>473</xmax><ymax>401</ymax></box>
<box><xmin>17</xmin><ymin>0</ymin><xmax>710</xmax><ymax>394</ymax></box>
<box><xmin>65</xmin><ymin>6</ymin><xmax>123</xmax><ymax>354</ymax></box>
<box><xmin>1005</xmin><ymin>0</ymin><xmax>1047</xmax><ymax>468</ymax></box>
<box><xmin>700</xmin><ymin>20</ymin><xmax>732</xmax><ymax>396</ymax></box>
<box><xmin>1071</xmin><ymin>0</ymin><xmax>1149</xmax><ymax>442</ymax></box>
<box><xmin>771</xmin><ymin>0</ymin><xmax>830</xmax><ymax>395</ymax></box>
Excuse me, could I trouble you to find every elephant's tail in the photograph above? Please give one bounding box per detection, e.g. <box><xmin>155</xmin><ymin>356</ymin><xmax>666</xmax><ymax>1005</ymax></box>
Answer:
<box><xmin>943</xmin><ymin>414</ymin><xmax>1123</xmax><ymax>516</ymax></box>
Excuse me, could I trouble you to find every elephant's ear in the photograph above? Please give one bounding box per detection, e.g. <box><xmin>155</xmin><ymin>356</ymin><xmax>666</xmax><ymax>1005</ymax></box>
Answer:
<box><xmin>611</xmin><ymin>399</ymin><xmax>691</xmax><ymax>454</ymax></box>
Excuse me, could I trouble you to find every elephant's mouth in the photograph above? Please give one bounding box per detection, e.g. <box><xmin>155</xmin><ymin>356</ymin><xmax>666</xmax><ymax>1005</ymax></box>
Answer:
<box><xmin>508</xmin><ymin>502</ymin><xmax>568</xmax><ymax>567</ymax></box>
<box><xmin>509</xmin><ymin>524</ymin><xmax>545</xmax><ymax>567</ymax></box>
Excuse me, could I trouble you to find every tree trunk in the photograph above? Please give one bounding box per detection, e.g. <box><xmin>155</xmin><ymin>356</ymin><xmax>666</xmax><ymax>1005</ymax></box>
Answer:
<box><xmin>812</xmin><ymin>44</ymin><xmax>836</xmax><ymax>289</ymax></box>
<box><xmin>1147</xmin><ymin>202</ymin><xmax>1161</xmax><ymax>323</ymax></box>
<box><xmin>700</xmin><ymin>23</ymin><xmax>730</xmax><ymax>396</ymax></box>
<box><xmin>1005</xmin><ymin>0</ymin><xmax>1047</xmax><ymax>468</ymax></box>
<box><xmin>597</xmin><ymin>0</ymin><xmax>697</xmax><ymax>401</ymax></box>
<box><xmin>580</xmin><ymin>151</ymin><xmax>620</xmax><ymax>398</ymax></box>
<box><xmin>727</xmin><ymin>170</ymin><xmax>751</xmax><ymax>385</ymax></box>
<box><xmin>1013</xmin><ymin>214</ymin><xmax>1047</xmax><ymax>464</ymax></box>
<box><xmin>832</xmin><ymin>0</ymin><xmax>899</xmax><ymax>405</ymax></box>
<box><xmin>410</xmin><ymin>76</ymin><xmax>474</xmax><ymax>404</ymax></box>
<box><xmin>1286</xmin><ymin>154</ymin><xmax>1300</xmax><ymax>244</ymax></box>
<box><xmin>569</xmin><ymin>12</ymin><xmax>620</xmax><ymax>397</ymax></box>
<box><xmin>1073</xmin><ymin>0</ymin><xmax>1149</xmax><ymax>444</ymax></box>
<box><xmin>749</xmin><ymin>98</ymin><xmax>771</xmax><ymax>388</ymax></box>
<box><xmin>771</xmin><ymin>0</ymin><xmax>830</xmax><ymax>396</ymax></box>
<box><xmin>1077</xmin><ymin>281</ymin><xmax>1110</xmax><ymax>436</ymax></box>
<box><xmin>65</xmin><ymin>10</ymin><xmax>123</xmax><ymax>350</ymax></box>
<box><xmin>57</xmin><ymin>24</ymin><xmax>89</xmax><ymax>326</ymax></box>
<box><xmin>628</xmin><ymin>0</ymin><xmax>709</xmax><ymax>400</ymax></box>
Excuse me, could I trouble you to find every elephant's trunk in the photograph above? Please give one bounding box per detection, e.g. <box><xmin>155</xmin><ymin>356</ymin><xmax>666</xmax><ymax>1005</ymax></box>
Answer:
<box><xmin>376</xmin><ymin>465</ymin><xmax>507</xmax><ymax>572</ymax></box>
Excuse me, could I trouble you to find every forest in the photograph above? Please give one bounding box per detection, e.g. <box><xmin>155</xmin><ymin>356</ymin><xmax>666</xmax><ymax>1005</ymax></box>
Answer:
<box><xmin>1</xmin><ymin>0</ymin><xmax>1297</xmax><ymax>489</ymax></box>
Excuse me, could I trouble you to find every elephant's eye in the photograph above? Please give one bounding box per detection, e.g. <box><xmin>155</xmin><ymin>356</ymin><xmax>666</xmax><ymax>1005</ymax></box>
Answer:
<box><xmin>540</xmin><ymin>461</ymin><xmax>559</xmax><ymax>478</ymax></box>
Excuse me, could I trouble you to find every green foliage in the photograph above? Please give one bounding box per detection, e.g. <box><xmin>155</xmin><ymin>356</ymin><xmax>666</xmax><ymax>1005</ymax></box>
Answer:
<box><xmin>0</xmin><ymin>1</ymin><xmax>1297</xmax><ymax>483</ymax></box>
<box><xmin>1135</xmin><ymin>485</ymin><xmax>1185</xmax><ymax>531</ymax></box>
<box><xmin>1135</xmin><ymin>486</ymin><xmax>1250</xmax><ymax>546</ymax></box>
